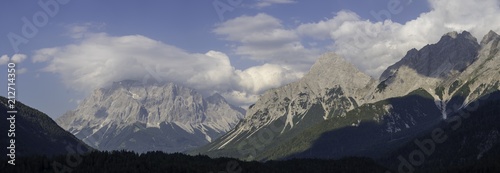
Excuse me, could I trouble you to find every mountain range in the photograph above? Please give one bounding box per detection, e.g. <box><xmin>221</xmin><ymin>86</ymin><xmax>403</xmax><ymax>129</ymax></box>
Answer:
<box><xmin>190</xmin><ymin>30</ymin><xmax>500</xmax><ymax>170</ymax></box>
<box><xmin>5</xmin><ymin>30</ymin><xmax>499</xmax><ymax>172</ymax></box>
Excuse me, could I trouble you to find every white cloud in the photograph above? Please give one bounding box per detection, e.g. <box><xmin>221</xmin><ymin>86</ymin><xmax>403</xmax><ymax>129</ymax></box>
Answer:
<box><xmin>254</xmin><ymin>0</ymin><xmax>296</xmax><ymax>8</ymax></box>
<box><xmin>11</xmin><ymin>54</ymin><xmax>27</xmax><ymax>63</ymax></box>
<box><xmin>0</xmin><ymin>54</ymin><xmax>28</xmax><ymax>65</ymax></box>
<box><xmin>35</xmin><ymin>33</ymin><xmax>230</xmax><ymax>91</ymax></box>
<box><xmin>65</xmin><ymin>22</ymin><xmax>106</xmax><ymax>39</ymax></box>
<box><xmin>214</xmin><ymin>13</ymin><xmax>284</xmax><ymax>42</ymax></box>
<box><xmin>34</xmin><ymin>32</ymin><xmax>301</xmax><ymax>107</ymax></box>
<box><xmin>235</xmin><ymin>63</ymin><xmax>303</xmax><ymax>93</ymax></box>
<box><xmin>297</xmin><ymin>11</ymin><xmax>361</xmax><ymax>40</ymax></box>
<box><xmin>17</xmin><ymin>68</ymin><xmax>28</xmax><ymax>74</ymax></box>
<box><xmin>0</xmin><ymin>55</ymin><xmax>9</xmax><ymax>65</ymax></box>
<box><xmin>214</xmin><ymin>13</ymin><xmax>321</xmax><ymax>71</ymax></box>
<box><xmin>32</xmin><ymin>48</ymin><xmax>60</xmax><ymax>63</ymax></box>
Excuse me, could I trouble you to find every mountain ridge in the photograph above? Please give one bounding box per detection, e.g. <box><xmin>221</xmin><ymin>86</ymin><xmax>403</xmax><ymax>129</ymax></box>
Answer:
<box><xmin>57</xmin><ymin>81</ymin><xmax>245</xmax><ymax>153</ymax></box>
<box><xmin>0</xmin><ymin>96</ymin><xmax>93</xmax><ymax>160</ymax></box>
<box><xmin>191</xmin><ymin>30</ymin><xmax>500</xmax><ymax>163</ymax></box>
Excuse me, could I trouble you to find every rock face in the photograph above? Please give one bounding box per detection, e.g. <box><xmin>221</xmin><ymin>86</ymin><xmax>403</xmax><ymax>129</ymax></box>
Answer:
<box><xmin>380</xmin><ymin>31</ymin><xmax>479</xmax><ymax>81</ymax></box>
<box><xmin>56</xmin><ymin>81</ymin><xmax>245</xmax><ymax>153</ymax></box>
<box><xmin>192</xmin><ymin>30</ymin><xmax>500</xmax><ymax>161</ymax></box>
<box><xmin>374</xmin><ymin>31</ymin><xmax>481</xmax><ymax>103</ymax></box>
<box><xmin>450</xmin><ymin>30</ymin><xmax>500</xmax><ymax>105</ymax></box>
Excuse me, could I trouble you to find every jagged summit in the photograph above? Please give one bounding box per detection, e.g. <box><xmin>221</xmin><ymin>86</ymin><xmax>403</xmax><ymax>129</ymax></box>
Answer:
<box><xmin>380</xmin><ymin>30</ymin><xmax>480</xmax><ymax>81</ymax></box>
<box><xmin>206</xmin><ymin>93</ymin><xmax>228</xmax><ymax>104</ymax></box>
<box><xmin>445</xmin><ymin>31</ymin><xmax>459</xmax><ymax>38</ymax></box>
<box><xmin>56</xmin><ymin>81</ymin><xmax>245</xmax><ymax>153</ymax></box>
<box><xmin>303</xmin><ymin>52</ymin><xmax>374</xmax><ymax>96</ymax></box>
<box><xmin>306</xmin><ymin>52</ymin><xmax>367</xmax><ymax>80</ymax></box>
<box><xmin>481</xmin><ymin>30</ymin><xmax>500</xmax><ymax>45</ymax></box>
<box><xmin>442</xmin><ymin>31</ymin><xmax>476</xmax><ymax>42</ymax></box>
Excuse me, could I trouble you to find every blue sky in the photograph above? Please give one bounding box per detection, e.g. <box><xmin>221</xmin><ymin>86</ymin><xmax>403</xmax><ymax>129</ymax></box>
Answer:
<box><xmin>1</xmin><ymin>0</ymin><xmax>499</xmax><ymax>119</ymax></box>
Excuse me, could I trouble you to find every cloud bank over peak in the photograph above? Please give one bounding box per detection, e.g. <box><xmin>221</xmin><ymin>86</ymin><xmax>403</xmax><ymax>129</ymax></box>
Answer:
<box><xmin>33</xmin><ymin>32</ymin><xmax>303</xmax><ymax>106</ymax></box>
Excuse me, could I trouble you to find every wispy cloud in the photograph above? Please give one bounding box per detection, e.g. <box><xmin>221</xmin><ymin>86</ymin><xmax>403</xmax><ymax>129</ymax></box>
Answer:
<box><xmin>254</xmin><ymin>0</ymin><xmax>296</xmax><ymax>8</ymax></box>
<box><xmin>64</xmin><ymin>22</ymin><xmax>106</xmax><ymax>39</ymax></box>
<box><xmin>213</xmin><ymin>13</ymin><xmax>321</xmax><ymax>72</ymax></box>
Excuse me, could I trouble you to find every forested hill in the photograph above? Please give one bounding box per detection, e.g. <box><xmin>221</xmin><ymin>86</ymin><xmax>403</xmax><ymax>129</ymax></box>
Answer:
<box><xmin>0</xmin><ymin>151</ymin><xmax>387</xmax><ymax>173</ymax></box>
<box><xmin>2</xmin><ymin>150</ymin><xmax>500</xmax><ymax>173</ymax></box>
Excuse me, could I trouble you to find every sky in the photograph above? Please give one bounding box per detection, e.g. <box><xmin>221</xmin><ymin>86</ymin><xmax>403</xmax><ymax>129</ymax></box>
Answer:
<box><xmin>1</xmin><ymin>0</ymin><xmax>499</xmax><ymax>119</ymax></box>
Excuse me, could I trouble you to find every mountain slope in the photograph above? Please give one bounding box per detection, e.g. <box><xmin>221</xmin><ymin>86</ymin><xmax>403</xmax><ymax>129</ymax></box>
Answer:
<box><xmin>380</xmin><ymin>31</ymin><xmax>479</xmax><ymax>81</ymax></box>
<box><xmin>374</xmin><ymin>31</ymin><xmax>480</xmax><ymax>103</ymax></box>
<box><xmin>263</xmin><ymin>31</ymin><xmax>500</xmax><ymax>161</ymax></box>
<box><xmin>382</xmin><ymin>91</ymin><xmax>500</xmax><ymax>173</ymax></box>
<box><xmin>0</xmin><ymin>97</ymin><xmax>93</xmax><ymax>160</ymax></box>
<box><xmin>191</xmin><ymin>53</ymin><xmax>376</xmax><ymax>160</ymax></box>
<box><xmin>380</xmin><ymin>30</ymin><xmax>500</xmax><ymax>173</ymax></box>
<box><xmin>442</xmin><ymin>30</ymin><xmax>500</xmax><ymax>109</ymax></box>
<box><xmin>267</xmin><ymin>89</ymin><xmax>441</xmax><ymax>160</ymax></box>
<box><xmin>56</xmin><ymin>81</ymin><xmax>245</xmax><ymax>153</ymax></box>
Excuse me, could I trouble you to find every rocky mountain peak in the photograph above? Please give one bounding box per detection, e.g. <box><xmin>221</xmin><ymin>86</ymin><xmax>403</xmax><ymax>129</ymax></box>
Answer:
<box><xmin>481</xmin><ymin>30</ymin><xmax>500</xmax><ymax>46</ymax></box>
<box><xmin>304</xmin><ymin>52</ymin><xmax>373</xmax><ymax>95</ymax></box>
<box><xmin>206</xmin><ymin>93</ymin><xmax>226</xmax><ymax>103</ymax></box>
<box><xmin>440</xmin><ymin>31</ymin><xmax>477</xmax><ymax>44</ymax></box>
<box><xmin>380</xmin><ymin>31</ymin><xmax>480</xmax><ymax>81</ymax></box>
<box><xmin>446</xmin><ymin>31</ymin><xmax>459</xmax><ymax>38</ymax></box>
<box><xmin>306</xmin><ymin>52</ymin><xmax>357</xmax><ymax>77</ymax></box>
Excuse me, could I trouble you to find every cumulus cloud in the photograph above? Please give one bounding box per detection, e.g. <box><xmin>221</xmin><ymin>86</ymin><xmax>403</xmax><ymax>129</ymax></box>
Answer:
<box><xmin>33</xmin><ymin>32</ymin><xmax>302</xmax><ymax>107</ymax></box>
<box><xmin>254</xmin><ymin>0</ymin><xmax>296</xmax><ymax>8</ymax></box>
<box><xmin>0</xmin><ymin>55</ymin><xmax>9</xmax><ymax>65</ymax></box>
<box><xmin>235</xmin><ymin>63</ymin><xmax>303</xmax><ymax>93</ymax></box>
<box><xmin>0</xmin><ymin>54</ymin><xmax>28</xmax><ymax>65</ymax></box>
<box><xmin>1</xmin><ymin>54</ymin><xmax>28</xmax><ymax>75</ymax></box>
<box><xmin>11</xmin><ymin>54</ymin><xmax>27</xmax><ymax>63</ymax></box>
